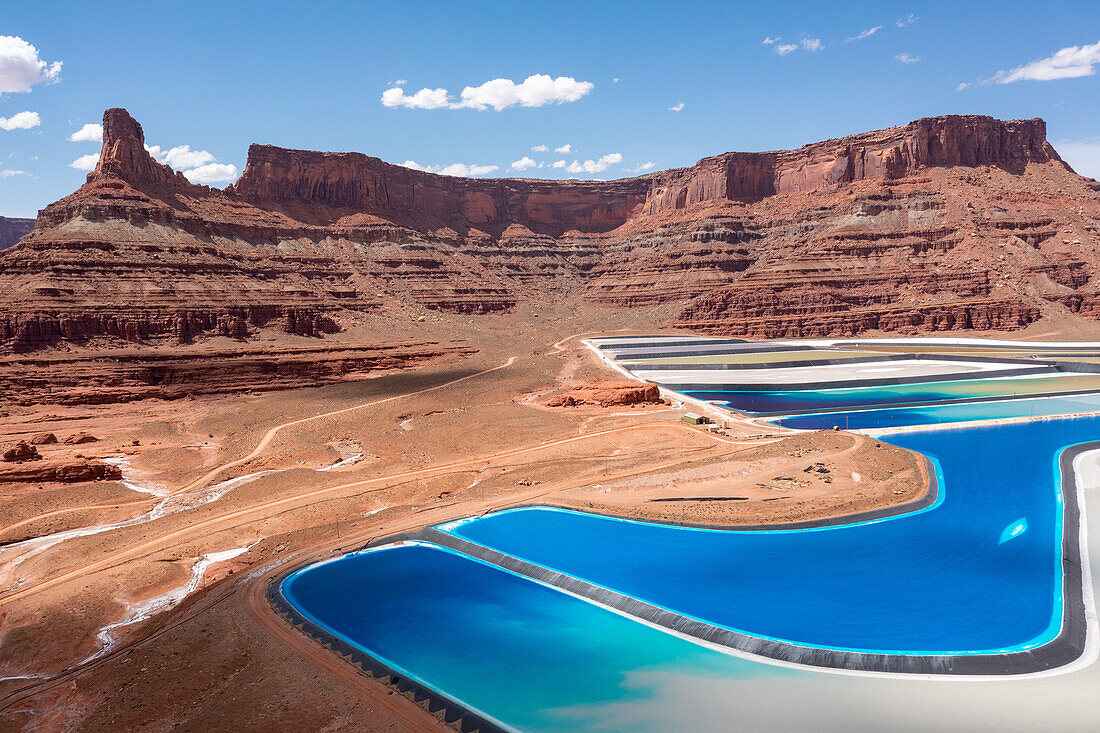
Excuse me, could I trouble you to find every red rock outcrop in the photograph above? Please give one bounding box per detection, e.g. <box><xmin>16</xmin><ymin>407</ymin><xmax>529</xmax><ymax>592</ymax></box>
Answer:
<box><xmin>89</xmin><ymin>109</ymin><xmax>203</xmax><ymax>190</ymax></box>
<box><xmin>0</xmin><ymin>459</ymin><xmax>123</xmax><ymax>484</ymax></box>
<box><xmin>1</xmin><ymin>108</ymin><xmax>1098</xmax><ymax>385</ymax></box>
<box><xmin>2</xmin><ymin>441</ymin><xmax>40</xmax><ymax>462</ymax></box>
<box><xmin>0</xmin><ymin>216</ymin><xmax>33</xmax><ymax>251</ymax></box>
<box><xmin>547</xmin><ymin>381</ymin><xmax>663</xmax><ymax>407</ymax></box>
<box><xmin>64</xmin><ymin>432</ymin><xmax>100</xmax><ymax>445</ymax></box>
<box><xmin>0</xmin><ymin>341</ymin><xmax>476</xmax><ymax>405</ymax></box>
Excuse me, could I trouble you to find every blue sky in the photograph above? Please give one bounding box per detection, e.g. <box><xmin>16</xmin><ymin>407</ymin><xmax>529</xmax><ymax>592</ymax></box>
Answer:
<box><xmin>2</xmin><ymin>0</ymin><xmax>1098</xmax><ymax>217</ymax></box>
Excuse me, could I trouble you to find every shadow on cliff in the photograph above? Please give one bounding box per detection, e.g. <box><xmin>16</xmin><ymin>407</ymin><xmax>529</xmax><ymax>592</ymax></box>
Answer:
<box><xmin>315</xmin><ymin>362</ymin><xmax>499</xmax><ymax>400</ymax></box>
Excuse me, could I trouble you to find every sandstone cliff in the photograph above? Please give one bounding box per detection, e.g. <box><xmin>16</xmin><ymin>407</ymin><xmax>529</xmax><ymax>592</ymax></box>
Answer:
<box><xmin>1</xmin><ymin>107</ymin><xmax>1097</xmax><ymax>359</ymax></box>
<box><xmin>0</xmin><ymin>216</ymin><xmax>33</xmax><ymax>251</ymax></box>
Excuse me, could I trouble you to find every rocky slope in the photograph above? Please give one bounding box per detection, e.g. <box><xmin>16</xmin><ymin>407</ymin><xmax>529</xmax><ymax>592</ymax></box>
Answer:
<box><xmin>546</xmin><ymin>381</ymin><xmax>663</xmax><ymax>407</ymax></box>
<box><xmin>0</xmin><ymin>216</ymin><xmax>34</xmax><ymax>251</ymax></box>
<box><xmin>1</xmin><ymin>108</ymin><xmax>1098</xmax><ymax>363</ymax></box>
<box><xmin>0</xmin><ymin>341</ymin><xmax>476</xmax><ymax>405</ymax></box>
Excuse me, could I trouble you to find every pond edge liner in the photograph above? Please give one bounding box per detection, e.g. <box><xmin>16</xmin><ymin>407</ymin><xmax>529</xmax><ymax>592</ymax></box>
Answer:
<box><xmin>596</xmin><ymin>337</ymin><xmax>748</xmax><ymax>350</ymax></box>
<box><xmin>644</xmin><ymin>364</ymin><xmax>1054</xmax><ymax>392</ymax></box>
<box><xmin>266</xmin><ymin>575</ymin><xmax>509</xmax><ymax>733</ymax></box>
<box><xmin>621</xmin><ymin>352</ymin><xmax>1046</xmax><ymax>371</ymax></box>
<box><xmin>715</xmin><ymin>385</ymin><xmax>1100</xmax><ymax>418</ymax></box>
<box><xmin>269</xmin><ymin>442</ymin><xmax>1092</xmax><ymax>678</ymax></box>
<box><xmin>604</xmin><ymin>343</ymin><xmax>809</xmax><ymax>358</ymax></box>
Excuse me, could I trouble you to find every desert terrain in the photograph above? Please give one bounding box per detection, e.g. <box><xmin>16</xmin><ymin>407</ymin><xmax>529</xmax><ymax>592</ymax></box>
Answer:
<box><xmin>2</xmin><ymin>107</ymin><xmax>1100</xmax><ymax>731</ymax></box>
<box><xmin>0</xmin><ymin>293</ymin><xmax>950</xmax><ymax>732</ymax></box>
<box><xmin>3</xmin><ymin>299</ymin><xmax>1092</xmax><ymax>731</ymax></box>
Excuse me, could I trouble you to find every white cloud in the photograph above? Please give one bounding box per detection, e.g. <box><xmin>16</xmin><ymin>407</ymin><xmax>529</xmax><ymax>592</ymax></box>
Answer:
<box><xmin>1055</xmin><ymin>139</ymin><xmax>1100</xmax><ymax>179</ymax></box>
<box><xmin>559</xmin><ymin>153</ymin><xmax>622</xmax><ymax>175</ymax></box>
<box><xmin>183</xmin><ymin>163</ymin><xmax>238</xmax><ymax>184</ymax></box>
<box><xmin>612</xmin><ymin>77</ymin><xmax>620</xmax><ymax>83</ymax></box>
<box><xmin>956</xmin><ymin>82</ymin><xmax>971</xmax><ymax>91</ymax></box>
<box><xmin>510</xmin><ymin>156</ymin><xmax>538</xmax><ymax>171</ymax></box>
<box><xmin>847</xmin><ymin>26</ymin><xmax>882</xmax><ymax>41</ymax></box>
<box><xmin>531</xmin><ymin>144</ymin><xmax>549</xmax><ymax>152</ymax></box>
<box><xmin>381</xmin><ymin>74</ymin><xmax>594</xmax><ymax>111</ymax></box>
<box><xmin>550</xmin><ymin>160</ymin><xmax>567</xmax><ymax>169</ymax></box>
<box><xmin>460</xmin><ymin>75</ymin><xmax>593</xmax><ymax>110</ymax></box>
<box><xmin>895</xmin><ymin>52</ymin><xmax>920</xmax><ymax>64</ymax></box>
<box><xmin>764</xmin><ymin>36</ymin><xmax>801</xmax><ymax>56</ymax></box>
<box><xmin>554</xmin><ymin>143</ymin><xmax>572</xmax><ymax>154</ymax></box>
<box><xmin>440</xmin><ymin>163</ymin><xmax>499</xmax><ymax>176</ymax></box>
<box><xmin>628</xmin><ymin>162</ymin><xmax>656</xmax><ymax>173</ymax></box>
<box><xmin>0</xmin><ymin>111</ymin><xmax>40</xmax><ymax>130</ymax></box>
<box><xmin>896</xmin><ymin>13</ymin><xmax>917</xmax><ymax>27</ymax></box>
<box><xmin>801</xmin><ymin>37</ymin><xmax>824</xmax><ymax>52</ymax></box>
<box><xmin>381</xmin><ymin>86</ymin><xmax>451</xmax><ymax>109</ymax></box>
<box><xmin>992</xmin><ymin>40</ymin><xmax>1100</xmax><ymax>84</ymax></box>
<box><xmin>145</xmin><ymin>144</ymin><xmax>216</xmax><ymax>170</ymax></box>
<box><xmin>0</xmin><ymin>36</ymin><xmax>62</xmax><ymax>94</ymax></box>
<box><xmin>0</xmin><ymin>169</ymin><xmax>32</xmax><ymax>178</ymax></box>
<box><xmin>70</xmin><ymin>152</ymin><xmax>100</xmax><ymax>170</ymax></box>
<box><xmin>399</xmin><ymin>160</ymin><xmax>498</xmax><ymax>177</ymax></box>
<box><xmin>668</xmin><ymin>102</ymin><xmax>685</xmax><ymax>112</ymax></box>
<box><xmin>392</xmin><ymin>78</ymin><xmax>407</xmax><ymax>85</ymax></box>
<box><xmin>68</xmin><ymin>123</ymin><xmax>103</xmax><ymax>142</ymax></box>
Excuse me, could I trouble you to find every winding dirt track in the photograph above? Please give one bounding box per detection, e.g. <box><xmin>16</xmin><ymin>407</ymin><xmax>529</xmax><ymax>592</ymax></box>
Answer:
<box><xmin>0</xmin><ymin>421</ymin><xmax>765</xmax><ymax>608</ymax></box>
<box><xmin>0</xmin><ymin>338</ymin><xmax>774</xmax><ymax>609</ymax></box>
<box><xmin>177</xmin><ymin>356</ymin><xmax>519</xmax><ymax>494</ymax></box>
<box><xmin>0</xmin><ymin>356</ymin><xmax>523</xmax><ymax>544</ymax></box>
<box><xmin>1</xmin><ymin>498</ymin><xmax>153</xmax><ymax>538</ymax></box>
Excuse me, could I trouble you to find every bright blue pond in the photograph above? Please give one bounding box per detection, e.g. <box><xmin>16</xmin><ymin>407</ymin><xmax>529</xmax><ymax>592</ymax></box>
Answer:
<box><xmin>442</xmin><ymin>417</ymin><xmax>1090</xmax><ymax>654</ymax></box>
<box><xmin>685</xmin><ymin>373</ymin><xmax>1100</xmax><ymax>414</ymax></box>
<box><xmin>281</xmin><ymin>543</ymin><xmax>777</xmax><ymax>733</ymax></box>
<box><xmin>776</xmin><ymin>393</ymin><xmax>1100</xmax><ymax>430</ymax></box>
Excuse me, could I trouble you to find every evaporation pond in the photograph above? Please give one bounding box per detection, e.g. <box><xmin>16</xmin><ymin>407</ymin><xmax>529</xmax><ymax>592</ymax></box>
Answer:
<box><xmin>280</xmin><ymin>543</ymin><xmax>776</xmax><ymax>733</ymax></box>
<box><xmin>685</xmin><ymin>373</ymin><xmax>1100</xmax><ymax>414</ymax></box>
<box><xmin>776</xmin><ymin>392</ymin><xmax>1100</xmax><ymax>430</ymax></box>
<box><xmin>441</xmin><ymin>417</ymin><xmax>1095</xmax><ymax>654</ymax></box>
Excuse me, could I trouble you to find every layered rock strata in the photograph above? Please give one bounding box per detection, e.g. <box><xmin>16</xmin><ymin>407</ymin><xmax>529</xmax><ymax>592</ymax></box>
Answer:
<box><xmin>0</xmin><ymin>341</ymin><xmax>475</xmax><ymax>405</ymax></box>
<box><xmin>2</xmin><ymin>108</ymin><xmax>1098</xmax><ymax>363</ymax></box>
<box><xmin>0</xmin><ymin>459</ymin><xmax>123</xmax><ymax>484</ymax></box>
<box><xmin>546</xmin><ymin>381</ymin><xmax>663</xmax><ymax>407</ymax></box>
<box><xmin>0</xmin><ymin>216</ymin><xmax>33</xmax><ymax>251</ymax></box>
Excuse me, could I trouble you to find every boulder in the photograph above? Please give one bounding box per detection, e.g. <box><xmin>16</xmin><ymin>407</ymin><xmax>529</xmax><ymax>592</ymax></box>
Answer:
<box><xmin>64</xmin><ymin>432</ymin><xmax>100</xmax><ymax>445</ymax></box>
<box><xmin>2</xmin><ymin>441</ymin><xmax>41</xmax><ymax>462</ymax></box>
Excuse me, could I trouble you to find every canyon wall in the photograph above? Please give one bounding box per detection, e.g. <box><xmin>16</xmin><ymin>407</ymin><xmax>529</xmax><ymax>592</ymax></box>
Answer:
<box><xmin>0</xmin><ymin>217</ymin><xmax>34</xmax><ymax>251</ymax></box>
<box><xmin>225</xmin><ymin>113</ymin><xmax>1058</xmax><ymax>229</ymax></box>
<box><xmin>228</xmin><ymin>144</ymin><xmax>652</xmax><ymax>236</ymax></box>
<box><xmin>1</xmin><ymin>107</ymin><xmax>1098</xmax><ymax>363</ymax></box>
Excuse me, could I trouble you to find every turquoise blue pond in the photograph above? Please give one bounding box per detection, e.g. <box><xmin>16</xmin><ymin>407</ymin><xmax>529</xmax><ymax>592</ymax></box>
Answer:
<box><xmin>776</xmin><ymin>392</ymin><xmax>1100</xmax><ymax>430</ymax></box>
<box><xmin>686</xmin><ymin>372</ymin><xmax>1100</xmax><ymax>414</ymax></box>
<box><xmin>442</xmin><ymin>418</ymin><xmax>1083</xmax><ymax>654</ymax></box>
<box><xmin>281</xmin><ymin>543</ymin><xmax>782</xmax><ymax>733</ymax></box>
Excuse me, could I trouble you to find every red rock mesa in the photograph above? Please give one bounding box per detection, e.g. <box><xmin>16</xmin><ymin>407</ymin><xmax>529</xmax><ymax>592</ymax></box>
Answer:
<box><xmin>1</xmin><ymin>108</ymin><xmax>1098</xmax><ymax>359</ymax></box>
